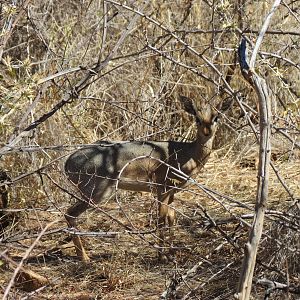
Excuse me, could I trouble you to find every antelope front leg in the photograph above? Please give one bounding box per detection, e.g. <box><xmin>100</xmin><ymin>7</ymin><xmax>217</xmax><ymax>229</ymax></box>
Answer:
<box><xmin>166</xmin><ymin>202</ymin><xmax>176</xmax><ymax>254</ymax></box>
<box><xmin>158</xmin><ymin>192</ymin><xmax>176</xmax><ymax>261</ymax></box>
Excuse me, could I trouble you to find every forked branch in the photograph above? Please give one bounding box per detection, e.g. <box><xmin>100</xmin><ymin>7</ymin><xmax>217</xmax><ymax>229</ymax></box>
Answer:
<box><xmin>234</xmin><ymin>2</ymin><xmax>283</xmax><ymax>298</ymax></box>
<box><xmin>235</xmin><ymin>40</ymin><xmax>272</xmax><ymax>300</ymax></box>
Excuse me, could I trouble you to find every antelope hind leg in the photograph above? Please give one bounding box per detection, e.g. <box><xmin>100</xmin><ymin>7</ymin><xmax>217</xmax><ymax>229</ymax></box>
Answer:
<box><xmin>65</xmin><ymin>200</ymin><xmax>91</xmax><ymax>262</ymax></box>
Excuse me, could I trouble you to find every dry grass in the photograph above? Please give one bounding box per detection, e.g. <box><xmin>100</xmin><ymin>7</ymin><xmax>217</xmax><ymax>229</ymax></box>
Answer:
<box><xmin>1</xmin><ymin>151</ymin><xmax>299</xmax><ymax>299</ymax></box>
<box><xmin>0</xmin><ymin>0</ymin><xmax>299</xmax><ymax>299</ymax></box>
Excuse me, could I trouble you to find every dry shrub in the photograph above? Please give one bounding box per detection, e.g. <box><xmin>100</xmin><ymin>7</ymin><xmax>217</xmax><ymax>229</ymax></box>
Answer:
<box><xmin>0</xmin><ymin>0</ymin><xmax>299</xmax><ymax>299</ymax></box>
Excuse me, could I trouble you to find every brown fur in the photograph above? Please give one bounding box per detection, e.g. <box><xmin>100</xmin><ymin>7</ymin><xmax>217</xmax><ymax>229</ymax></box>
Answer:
<box><xmin>65</xmin><ymin>96</ymin><xmax>227</xmax><ymax>261</ymax></box>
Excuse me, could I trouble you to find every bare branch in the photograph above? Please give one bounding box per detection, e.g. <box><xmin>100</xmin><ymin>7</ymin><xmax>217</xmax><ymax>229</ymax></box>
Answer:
<box><xmin>236</xmin><ymin>35</ymin><xmax>273</xmax><ymax>299</ymax></box>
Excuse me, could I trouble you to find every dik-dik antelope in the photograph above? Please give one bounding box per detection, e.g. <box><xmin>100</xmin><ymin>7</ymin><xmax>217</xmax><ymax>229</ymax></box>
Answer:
<box><xmin>65</xmin><ymin>96</ymin><xmax>228</xmax><ymax>262</ymax></box>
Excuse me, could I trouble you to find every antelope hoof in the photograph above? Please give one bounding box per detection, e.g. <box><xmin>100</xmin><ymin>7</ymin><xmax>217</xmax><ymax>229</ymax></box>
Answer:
<box><xmin>78</xmin><ymin>249</ymin><xmax>91</xmax><ymax>263</ymax></box>
<box><xmin>158</xmin><ymin>250</ymin><xmax>170</xmax><ymax>263</ymax></box>
<box><xmin>81</xmin><ymin>254</ymin><xmax>91</xmax><ymax>263</ymax></box>
<box><xmin>73</xmin><ymin>241</ymin><xmax>91</xmax><ymax>262</ymax></box>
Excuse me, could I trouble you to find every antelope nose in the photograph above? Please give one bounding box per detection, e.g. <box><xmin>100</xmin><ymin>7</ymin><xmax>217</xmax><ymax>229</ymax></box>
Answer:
<box><xmin>203</xmin><ymin>127</ymin><xmax>210</xmax><ymax>136</ymax></box>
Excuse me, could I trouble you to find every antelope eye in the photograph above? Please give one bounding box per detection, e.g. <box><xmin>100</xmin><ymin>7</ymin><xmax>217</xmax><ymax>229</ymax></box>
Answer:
<box><xmin>212</xmin><ymin>115</ymin><xmax>219</xmax><ymax>123</ymax></box>
<box><xmin>196</xmin><ymin>117</ymin><xmax>202</xmax><ymax>125</ymax></box>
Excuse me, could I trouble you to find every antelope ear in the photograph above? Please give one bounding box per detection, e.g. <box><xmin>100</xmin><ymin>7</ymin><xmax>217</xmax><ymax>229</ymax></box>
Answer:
<box><xmin>179</xmin><ymin>95</ymin><xmax>197</xmax><ymax>116</ymax></box>
<box><xmin>216</xmin><ymin>97</ymin><xmax>233</xmax><ymax>113</ymax></box>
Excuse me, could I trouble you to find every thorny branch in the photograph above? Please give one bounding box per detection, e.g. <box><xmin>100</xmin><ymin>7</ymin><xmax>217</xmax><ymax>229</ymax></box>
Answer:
<box><xmin>0</xmin><ymin>1</ymin><xmax>150</xmax><ymax>157</ymax></box>
<box><xmin>0</xmin><ymin>1</ymin><xmax>299</xmax><ymax>299</ymax></box>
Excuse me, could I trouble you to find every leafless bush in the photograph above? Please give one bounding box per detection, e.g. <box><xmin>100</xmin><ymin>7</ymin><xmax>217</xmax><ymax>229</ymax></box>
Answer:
<box><xmin>0</xmin><ymin>0</ymin><xmax>299</xmax><ymax>299</ymax></box>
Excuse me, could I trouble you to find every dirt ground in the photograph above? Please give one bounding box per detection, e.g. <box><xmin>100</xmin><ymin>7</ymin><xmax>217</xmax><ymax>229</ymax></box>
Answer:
<box><xmin>1</xmin><ymin>152</ymin><xmax>299</xmax><ymax>299</ymax></box>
